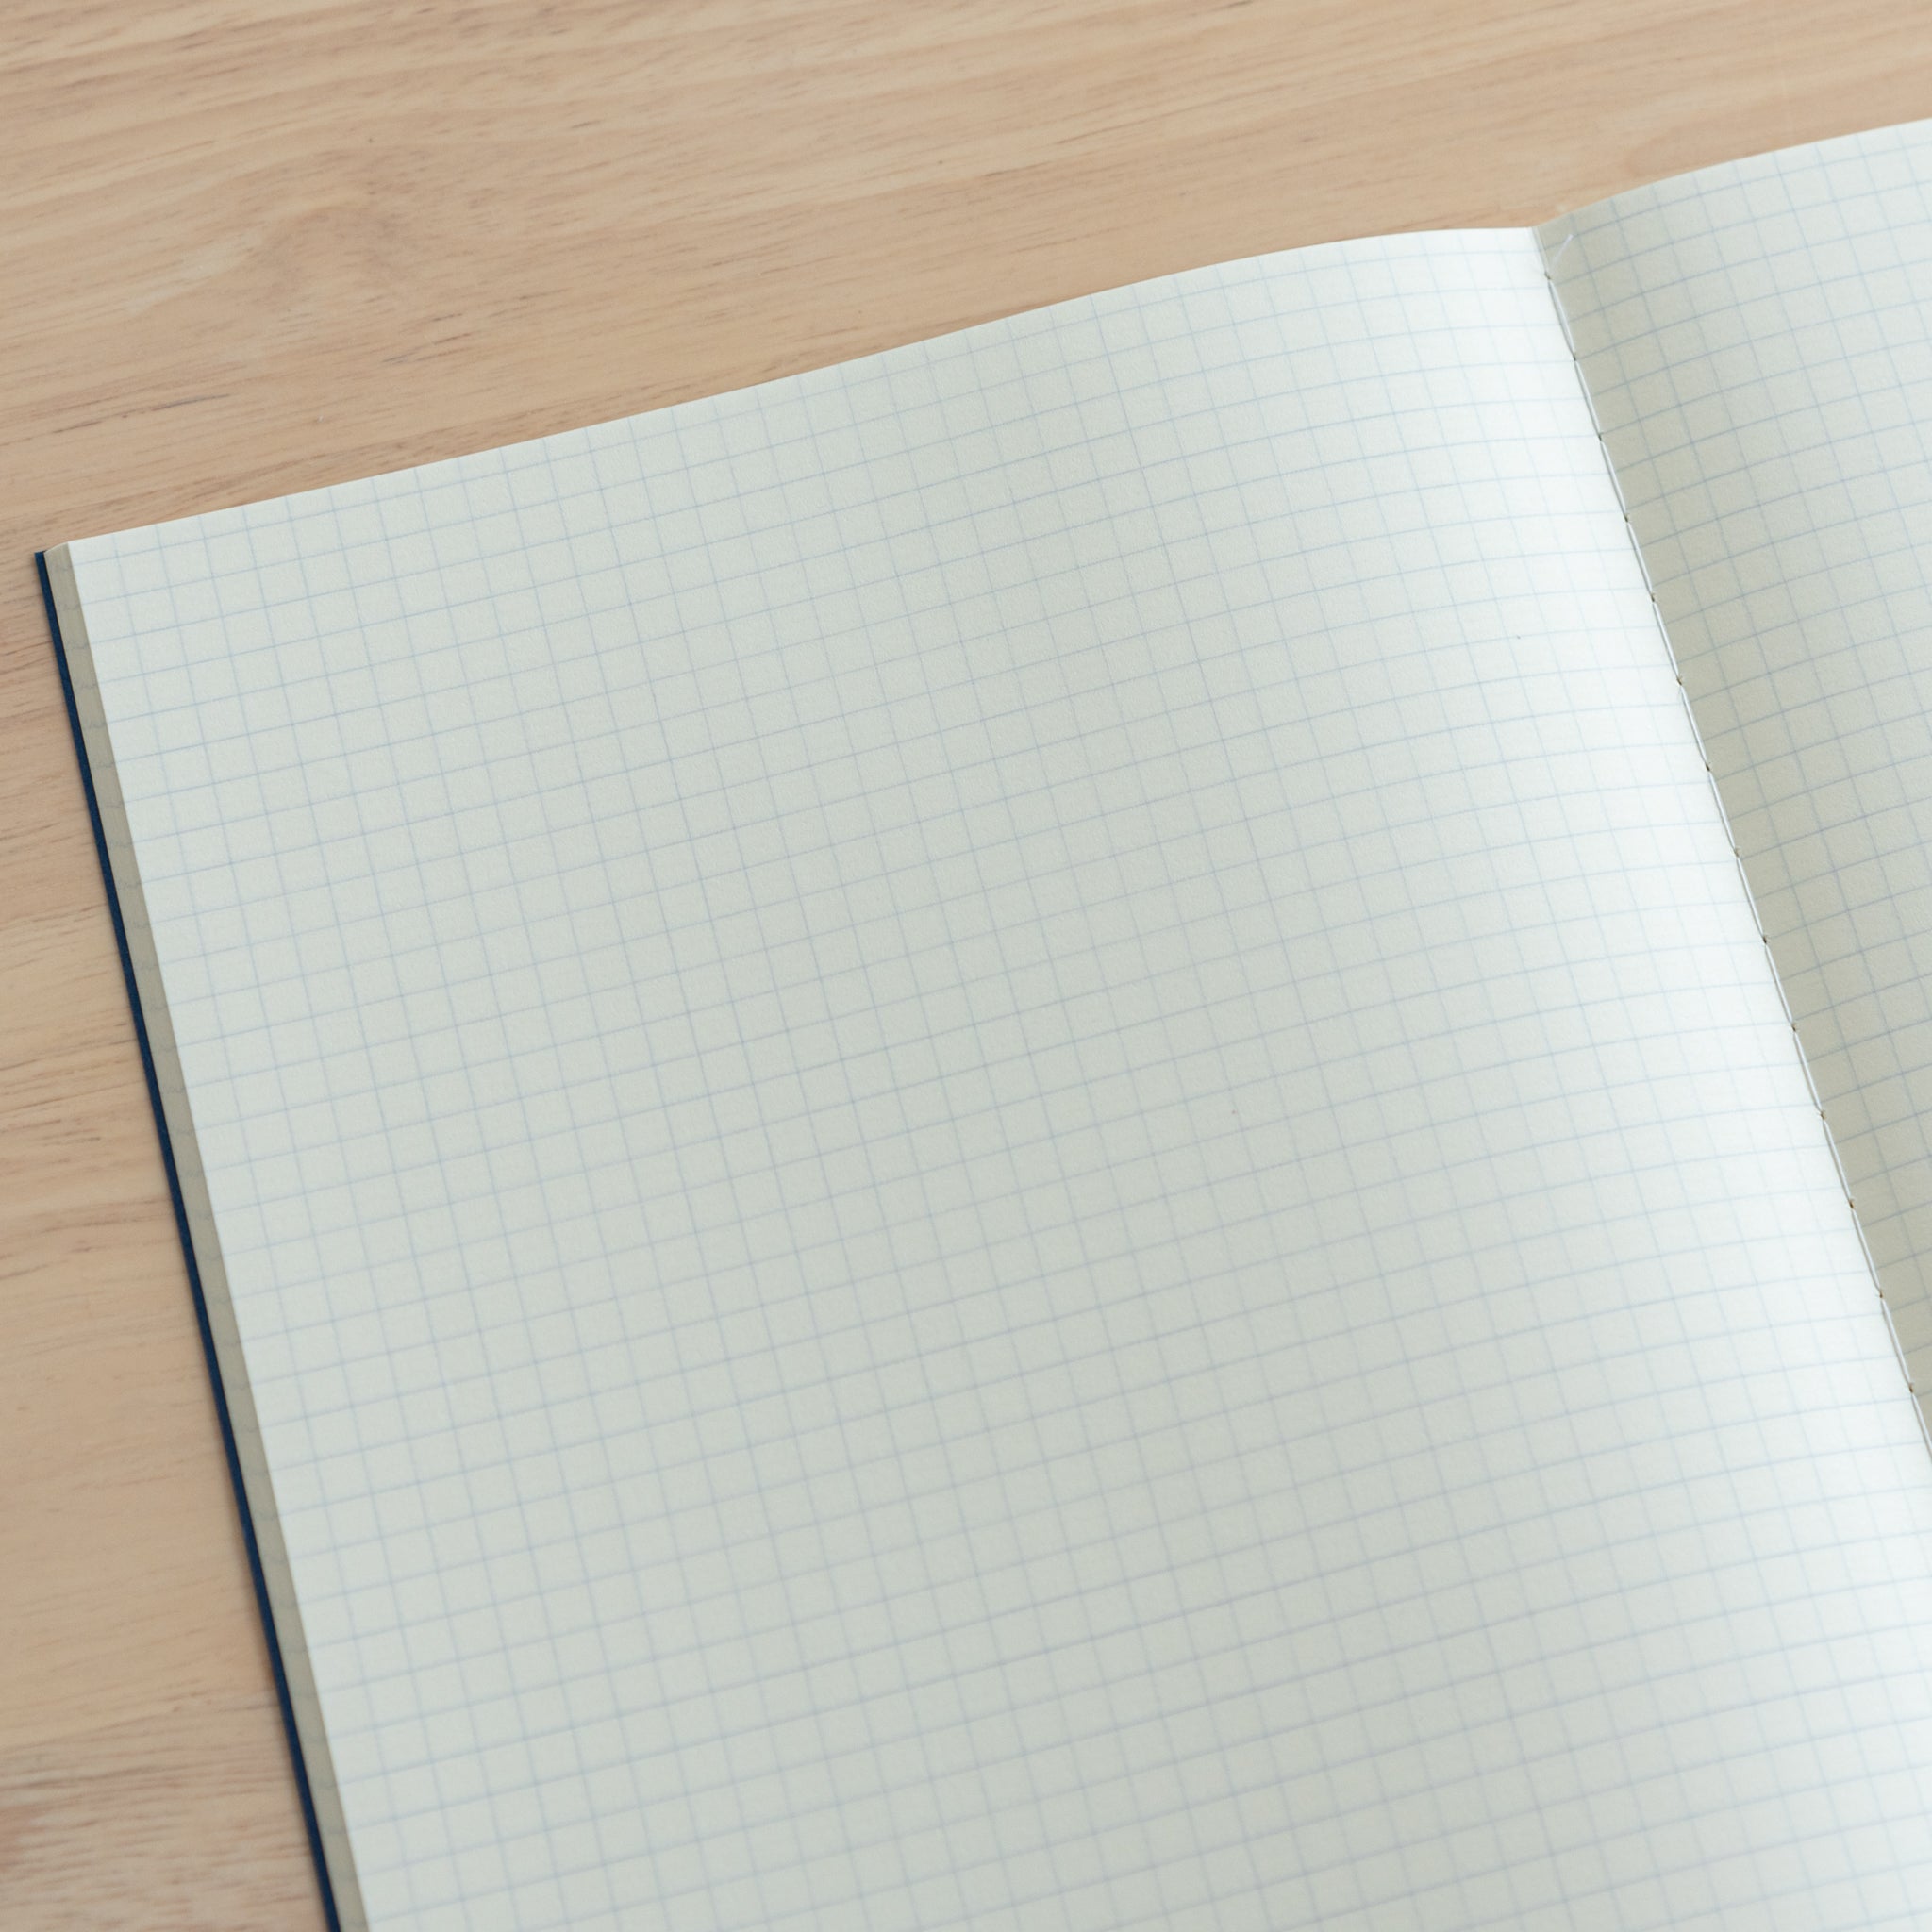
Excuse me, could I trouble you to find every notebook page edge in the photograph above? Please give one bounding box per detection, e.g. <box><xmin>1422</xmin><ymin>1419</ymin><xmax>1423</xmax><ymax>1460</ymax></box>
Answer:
<box><xmin>46</xmin><ymin>227</ymin><xmax>1544</xmax><ymax>557</ymax></box>
<box><xmin>40</xmin><ymin>542</ymin><xmax>371</xmax><ymax>1932</ymax></box>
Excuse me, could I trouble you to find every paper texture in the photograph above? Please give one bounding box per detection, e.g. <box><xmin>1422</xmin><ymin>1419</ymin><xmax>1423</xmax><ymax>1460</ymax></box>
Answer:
<box><xmin>1546</xmin><ymin>118</ymin><xmax>1932</xmax><ymax>1413</ymax></box>
<box><xmin>63</xmin><ymin>225</ymin><xmax>1932</xmax><ymax>1930</ymax></box>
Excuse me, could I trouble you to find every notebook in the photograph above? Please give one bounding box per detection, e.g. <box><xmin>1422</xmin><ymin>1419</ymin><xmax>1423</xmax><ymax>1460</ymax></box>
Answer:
<box><xmin>40</xmin><ymin>116</ymin><xmax>1932</xmax><ymax>1932</ymax></box>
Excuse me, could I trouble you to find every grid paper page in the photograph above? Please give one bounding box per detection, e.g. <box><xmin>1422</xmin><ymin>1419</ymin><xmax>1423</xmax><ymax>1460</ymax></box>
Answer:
<box><xmin>64</xmin><ymin>227</ymin><xmax>1932</xmax><ymax>1932</ymax></box>
<box><xmin>1544</xmin><ymin>119</ymin><xmax>1932</xmax><ymax>1411</ymax></box>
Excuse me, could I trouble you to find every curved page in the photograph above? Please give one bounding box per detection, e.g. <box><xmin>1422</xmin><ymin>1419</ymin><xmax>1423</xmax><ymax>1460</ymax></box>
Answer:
<box><xmin>56</xmin><ymin>226</ymin><xmax>1932</xmax><ymax>1932</ymax></box>
<box><xmin>1544</xmin><ymin>120</ymin><xmax>1932</xmax><ymax>1419</ymax></box>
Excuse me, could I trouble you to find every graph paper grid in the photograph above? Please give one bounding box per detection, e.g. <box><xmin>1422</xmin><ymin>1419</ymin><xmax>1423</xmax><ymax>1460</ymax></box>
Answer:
<box><xmin>60</xmin><ymin>225</ymin><xmax>1932</xmax><ymax>1931</ymax></box>
<box><xmin>1544</xmin><ymin>117</ymin><xmax>1932</xmax><ymax>1415</ymax></box>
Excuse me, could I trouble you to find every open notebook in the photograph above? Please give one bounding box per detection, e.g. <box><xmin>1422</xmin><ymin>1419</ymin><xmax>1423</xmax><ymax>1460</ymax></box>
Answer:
<box><xmin>40</xmin><ymin>117</ymin><xmax>1932</xmax><ymax>1932</ymax></box>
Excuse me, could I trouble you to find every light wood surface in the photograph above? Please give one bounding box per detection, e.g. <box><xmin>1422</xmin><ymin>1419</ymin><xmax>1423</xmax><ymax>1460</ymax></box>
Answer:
<box><xmin>5</xmin><ymin>3</ymin><xmax>1931</xmax><ymax>1923</ymax></box>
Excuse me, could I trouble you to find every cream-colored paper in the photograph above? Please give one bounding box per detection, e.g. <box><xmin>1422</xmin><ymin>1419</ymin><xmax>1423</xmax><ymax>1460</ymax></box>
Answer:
<box><xmin>58</xmin><ymin>225</ymin><xmax>1932</xmax><ymax>1931</ymax></box>
<box><xmin>1545</xmin><ymin>119</ymin><xmax>1932</xmax><ymax>1419</ymax></box>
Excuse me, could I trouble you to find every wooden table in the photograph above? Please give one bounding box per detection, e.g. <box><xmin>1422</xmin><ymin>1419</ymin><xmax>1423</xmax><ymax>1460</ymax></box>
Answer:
<box><xmin>5</xmin><ymin>3</ymin><xmax>1929</xmax><ymax>1923</ymax></box>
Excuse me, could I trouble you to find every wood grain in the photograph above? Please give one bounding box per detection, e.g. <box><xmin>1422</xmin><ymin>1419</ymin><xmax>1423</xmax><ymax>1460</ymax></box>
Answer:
<box><xmin>4</xmin><ymin>3</ymin><xmax>1930</xmax><ymax>1923</ymax></box>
